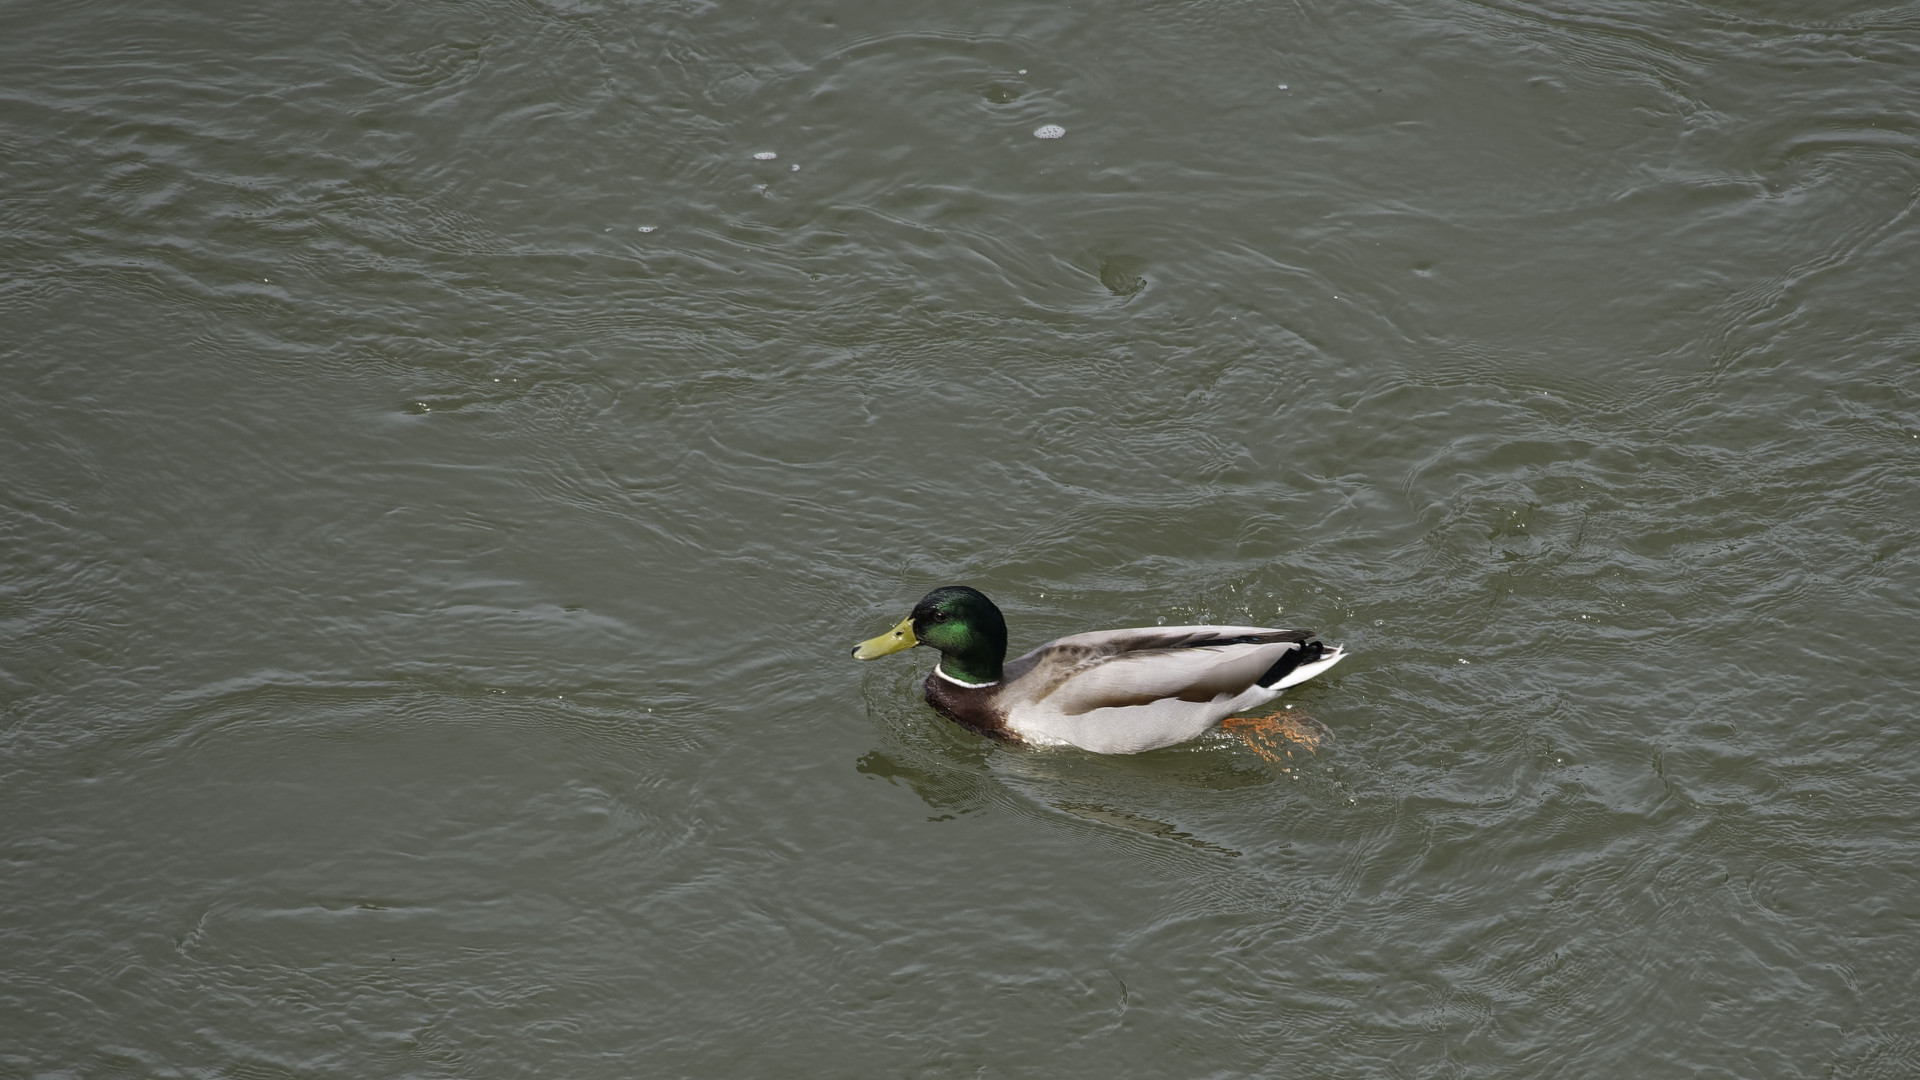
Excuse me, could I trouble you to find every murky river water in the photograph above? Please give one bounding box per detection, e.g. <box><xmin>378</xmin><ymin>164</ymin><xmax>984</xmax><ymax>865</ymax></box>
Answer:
<box><xmin>4</xmin><ymin>0</ymin><xmax>1918</xmax><ymax>1075</ymax></box>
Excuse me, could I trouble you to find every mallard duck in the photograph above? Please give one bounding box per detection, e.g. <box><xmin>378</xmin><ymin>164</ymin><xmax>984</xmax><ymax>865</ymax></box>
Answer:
<box><xmin>851</xmin><ymin>586</ymin><xmax>1345</xmax><ymax>754</ymax></box>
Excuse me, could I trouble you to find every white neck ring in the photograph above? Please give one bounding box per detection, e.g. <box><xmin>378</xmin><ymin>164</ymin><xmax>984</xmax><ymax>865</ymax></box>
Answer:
<box><xmin>934</xmin><ymin>665</ymin><xmax>1000</xmax><ymax>689</ymax></box>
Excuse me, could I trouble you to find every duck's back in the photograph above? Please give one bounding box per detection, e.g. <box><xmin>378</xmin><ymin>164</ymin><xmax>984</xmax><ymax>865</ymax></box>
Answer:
<box><xmin>998</xmin><ymin>625</ymin><xmax>1333</xmax><ymax>754</ymax></box>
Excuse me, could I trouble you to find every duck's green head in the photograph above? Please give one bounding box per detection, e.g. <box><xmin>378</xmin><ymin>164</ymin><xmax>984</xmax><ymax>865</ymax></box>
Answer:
<box><xmin>851</xmin><ymin>585</ymin><xmax>1008</xmax><ymax>684</ymax></box>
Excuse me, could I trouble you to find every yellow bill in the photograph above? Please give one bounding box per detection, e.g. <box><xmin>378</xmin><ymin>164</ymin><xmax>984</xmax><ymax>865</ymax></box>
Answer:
<box><xmin>852</xmin><ymin>615</ymin><xmax>917</xmax><ymax>659</ymax></box>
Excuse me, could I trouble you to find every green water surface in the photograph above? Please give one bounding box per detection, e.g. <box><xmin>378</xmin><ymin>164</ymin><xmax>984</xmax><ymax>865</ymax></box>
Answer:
<box><xmin>3</xmin><ymin>0</ymin><xmax>1918</xmax><ymax>1076</ymax></box>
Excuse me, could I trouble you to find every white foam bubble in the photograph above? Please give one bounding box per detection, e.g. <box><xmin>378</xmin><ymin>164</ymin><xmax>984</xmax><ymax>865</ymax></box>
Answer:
<box><xmin>753</xmin><ymin>151</ymin><xmax>778</xmax><ymax>160</ymax></box>
<box><xmin>1033</xmin><ymin>124</ymin><xmax>1065</xmax><ymax>139</ymax></box>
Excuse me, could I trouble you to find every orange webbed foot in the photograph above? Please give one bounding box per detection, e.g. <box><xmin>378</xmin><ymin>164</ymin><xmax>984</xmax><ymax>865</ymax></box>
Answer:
<box><xmin>1223</xmin><ymin>710</ymin><xmax>1332</xmax><ymax>765</ymax></box>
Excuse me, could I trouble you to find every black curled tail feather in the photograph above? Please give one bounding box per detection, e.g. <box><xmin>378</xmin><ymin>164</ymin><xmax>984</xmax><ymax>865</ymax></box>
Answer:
<box><xmin>1256</xmin><ymin>639</ymin><xmax>1326</xmax><ymax>688</ymax></box>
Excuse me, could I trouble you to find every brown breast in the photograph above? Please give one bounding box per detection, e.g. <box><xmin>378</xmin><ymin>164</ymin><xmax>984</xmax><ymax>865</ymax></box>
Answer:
<box><xmin>921</xmin><ymin>673</ymin><xmax>1016</xmax><ymax>741</ymax></box>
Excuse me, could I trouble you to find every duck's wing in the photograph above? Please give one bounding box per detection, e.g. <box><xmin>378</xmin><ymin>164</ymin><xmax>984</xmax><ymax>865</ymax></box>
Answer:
<box><xmin>1000</xmin><ymin>626</ymin><xmax>1344</xmax><ymax>753</ymax></box>
<box><xmin>1010</xmin><ymin>626</ymin><xmax>1318</xmax><ymax>711</ymax></box>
